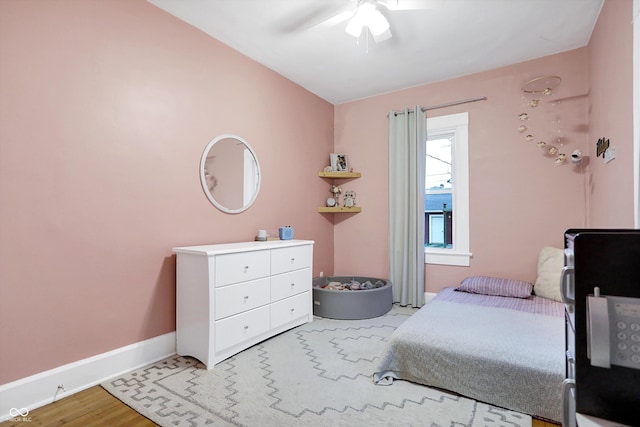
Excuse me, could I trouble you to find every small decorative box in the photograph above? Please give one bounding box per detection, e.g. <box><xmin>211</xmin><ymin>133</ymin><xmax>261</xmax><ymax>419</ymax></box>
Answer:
<box><xmin>278</xmin><ymin>226</ymin><xmax>294</xmax><ymax>240</ymax></box>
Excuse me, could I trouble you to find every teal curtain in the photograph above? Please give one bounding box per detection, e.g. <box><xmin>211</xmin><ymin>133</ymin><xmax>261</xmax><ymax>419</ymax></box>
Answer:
<box><xmin>388</xmin><ymin>107</ymin><xmax>426</xmax><ymax>307</ymax></box>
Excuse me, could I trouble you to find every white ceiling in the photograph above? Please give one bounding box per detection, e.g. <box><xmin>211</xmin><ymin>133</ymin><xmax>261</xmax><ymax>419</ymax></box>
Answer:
<box><xmin>147</xmin><ymin>0</ymin><xmax>604</xmax><ymax>104</ymax></box>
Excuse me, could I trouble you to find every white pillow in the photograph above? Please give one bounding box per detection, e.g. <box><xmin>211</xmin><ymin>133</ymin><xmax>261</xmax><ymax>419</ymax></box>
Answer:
<box><xmin>534</xmin><ymin>246</ymin><xmax>564</xmax><ymax>302</ymax></box>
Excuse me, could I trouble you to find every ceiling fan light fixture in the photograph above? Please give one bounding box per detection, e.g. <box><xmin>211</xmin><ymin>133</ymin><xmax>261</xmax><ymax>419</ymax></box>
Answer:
<box><xmin>372</xmin><ymin>27</ymin><xmax>392</xmax><ymax>42</ymax></box>
<box><xmin>345</xmin><ymin>1</ymin><xmax>390</xmax><ymax>40</ymax></box>
<box><xmin>345</xmin><ymin>14</ymin><xmax>364</xmax><ymax>37</ymax></box>
<box><xmin>368</xmin><ymin>10</ymin><xmax>390</xmax><ymax>36</ymax></box>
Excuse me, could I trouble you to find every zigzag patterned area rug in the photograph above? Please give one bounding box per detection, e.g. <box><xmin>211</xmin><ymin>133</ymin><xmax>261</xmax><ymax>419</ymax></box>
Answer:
<box><xmin>102</xmin><ymin>306</ymin><xmax>532</xmax><ymax>427</ymax></box>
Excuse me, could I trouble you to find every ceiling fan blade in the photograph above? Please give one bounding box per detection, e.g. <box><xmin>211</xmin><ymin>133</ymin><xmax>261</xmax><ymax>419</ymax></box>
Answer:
<box><xmin>278</xmin><ymin>1</ymin><xmax>356</xmax><ymax>33</ymax></box>
<box><xmin>378</xmin><ymin>0</ymin><xmax>446</xmax><ymax>11</ymax></box>
<box><xmin>308</xmin><ymin>9</ymin><xmax>355</xmax><ymax>31</ymax></box>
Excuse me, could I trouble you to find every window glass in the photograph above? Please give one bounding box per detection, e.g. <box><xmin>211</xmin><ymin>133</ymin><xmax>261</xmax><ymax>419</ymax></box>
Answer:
<box><xmin>425</xmin><ymin>134</ymin><xmax>453</xmax><ymax>248</ymax></box>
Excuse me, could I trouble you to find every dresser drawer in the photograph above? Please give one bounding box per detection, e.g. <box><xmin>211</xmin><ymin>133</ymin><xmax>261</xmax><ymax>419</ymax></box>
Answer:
<box><xmin>271</xmin><ymin>245</ymin><xmax>312</xmax><ymax>275</ymax></box>
<box><xmin>271</xmin><ymin>292</ymin><xmax>310</xmax><ymax>330</ymax></box>
<box><xmin>215</xmin><ymin>305</ymin><xmax>270</xmax><ymax>351</ymax></box>
<box><xmin>271</xmin><ymin>268</ymin><xmax>311</xmax><ymax>302</ymax></box>
<box><xmin>215</xmin><ymin>250</ymin><xmax>270</xmax><ymax>287</ymax></box>
<box><xmin>214</xmin><ymin>277</ymin><xmax>270</xmax><ymax>320</ymax></box>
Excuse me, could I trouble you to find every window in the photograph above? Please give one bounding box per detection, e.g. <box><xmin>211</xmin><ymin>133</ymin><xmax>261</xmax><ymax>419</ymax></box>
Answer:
<box><xmin>424</xmin><ymin>112</ymin><xmax>470</xmax><ymax>266</ymax></box>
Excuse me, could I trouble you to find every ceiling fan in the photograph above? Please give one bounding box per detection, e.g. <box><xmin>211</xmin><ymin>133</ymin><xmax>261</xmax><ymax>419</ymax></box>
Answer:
<box><xmin>310</xmin><ymin>0</ymin><xmax>445</xmax><ymax>43</ymax></box>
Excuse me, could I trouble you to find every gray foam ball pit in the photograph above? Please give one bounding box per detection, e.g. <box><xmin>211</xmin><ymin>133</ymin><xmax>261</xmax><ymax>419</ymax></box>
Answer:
<box><xmin>312</xmin><ymin>276</ymin><xmax>393</xmax><ymax>320</ymax></box>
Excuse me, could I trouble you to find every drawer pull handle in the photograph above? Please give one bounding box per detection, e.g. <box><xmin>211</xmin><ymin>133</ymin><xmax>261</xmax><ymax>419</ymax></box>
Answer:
<box><xmin>290</xmin><ymin>258</ymin><xmax>295</xmax><ymax>263</ymax></box>
<box><xmin>244</xmin><ymin>265</ymin><xmax>249</xmax><ymax>272</ymax></box>
<box><xmin>290</xmin><ymin>283</ymin><xmax>295</xmax><ymax>287</ymax></box>
<box><xmin>290</xmin><ymin>308</ymin><xmax>295</xmax><ymax>312</ymax></box>
<box><xmin>244</xmin><ymin>295</ymin><xmax>249</xmax><ymax>301</ymax></box>
<box><xmin>244</xmin><ymin>325</ymin><xmax>249</xmax><ymax>330</ymax></box>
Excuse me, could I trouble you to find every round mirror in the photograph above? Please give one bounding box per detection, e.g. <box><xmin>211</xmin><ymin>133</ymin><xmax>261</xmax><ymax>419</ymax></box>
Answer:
<box><xmin>200</xmin><ymin>134</ymin><xmax>261</xmax><ymax>214</ymax></box>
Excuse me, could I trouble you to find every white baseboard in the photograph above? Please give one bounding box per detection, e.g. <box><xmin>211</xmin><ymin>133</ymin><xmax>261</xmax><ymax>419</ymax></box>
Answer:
<box><xmin>0</xmin><ymin>332</ymin><xmax>176</xmax><ymax>422</ymax></box>
<box><xmin>424</xmin><ymin>292</ymin><xmax>437</xmax><ymax>304</ymax></box>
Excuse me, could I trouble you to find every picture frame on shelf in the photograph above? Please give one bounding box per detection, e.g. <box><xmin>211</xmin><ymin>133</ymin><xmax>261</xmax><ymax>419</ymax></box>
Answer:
<box><xmin>330</xmin><ymin>153</ymin><xmax>348</xmax><ymax>172</ymax></box>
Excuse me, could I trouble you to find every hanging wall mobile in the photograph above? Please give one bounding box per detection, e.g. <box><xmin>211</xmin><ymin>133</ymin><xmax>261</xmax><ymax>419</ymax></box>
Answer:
<box><xmin>518</xmin><ymin>75</ymin><xmax>567</xmax><ymax>165</ymax></box>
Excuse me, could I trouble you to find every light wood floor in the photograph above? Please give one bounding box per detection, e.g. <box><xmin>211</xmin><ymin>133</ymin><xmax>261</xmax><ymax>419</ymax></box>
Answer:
<box><xmin>0</xmin><ymin>385</ymin><xmax>560</xmax><ymax>427</ymax></box>
<box><xmin>0</xmin><ymin>386</ymin><xmax>157</xmax><ymax>427</ymax></box>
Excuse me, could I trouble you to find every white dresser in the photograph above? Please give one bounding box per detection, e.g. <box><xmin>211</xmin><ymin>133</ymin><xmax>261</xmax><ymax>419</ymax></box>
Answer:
<box><xmin>173</xmin><ymin>239</ymin><xmax>314</xmax><ymax>369</ymax></box>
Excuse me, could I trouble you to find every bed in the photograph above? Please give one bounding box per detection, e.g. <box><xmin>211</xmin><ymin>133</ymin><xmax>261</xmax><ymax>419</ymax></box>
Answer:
<box><xmin>373</xmin><ymin>273</ymin><xmax>566</xmax><ymax>422</ymax></box>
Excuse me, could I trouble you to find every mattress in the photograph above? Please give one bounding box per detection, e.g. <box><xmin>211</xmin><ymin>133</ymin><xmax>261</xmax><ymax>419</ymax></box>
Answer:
<box><xmin>373</xmin><ymin>287</ymin><xmax>565</xmax><ymax>422</ymax></box>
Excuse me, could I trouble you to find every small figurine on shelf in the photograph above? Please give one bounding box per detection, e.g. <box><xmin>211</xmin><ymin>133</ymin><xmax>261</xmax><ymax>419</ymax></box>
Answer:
<box><xmin>323</xmin><ymin>165</ymin><xmax>332</xmax><ymax>173</ymax></box>
<box><xmin>343</xmin><ymin>190</ymin><xmax>356</xmax><ymax>208</ymax></box>
<box><xmin>329</xmin><ymin>184</ymin><xmax>342</xmax><ymax>206</ymax></box>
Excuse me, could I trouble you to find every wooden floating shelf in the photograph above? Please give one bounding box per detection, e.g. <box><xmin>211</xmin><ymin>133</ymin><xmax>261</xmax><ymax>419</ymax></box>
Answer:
<box><xmin>318</xmin><ymin>171</ymin><xmax>361</xmax><ymax>178</ymax></box>
<box><xmin>317</xmin><ymin>206</ymin><xmax>362</xmax><ymax>213</ymax></box>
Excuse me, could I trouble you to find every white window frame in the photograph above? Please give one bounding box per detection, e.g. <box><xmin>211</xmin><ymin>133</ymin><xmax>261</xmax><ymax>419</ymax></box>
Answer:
<box><xmin>424</xmin><ymin>112</ymin><xmax>471</xmax><ymax>266</ymax></box>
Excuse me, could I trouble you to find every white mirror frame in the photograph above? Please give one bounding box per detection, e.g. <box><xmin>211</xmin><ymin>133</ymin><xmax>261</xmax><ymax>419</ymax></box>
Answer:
<box><xmin>199</xmin><ymin>134</ymin><xmax>261</xmax><ymax>214</ymax></box>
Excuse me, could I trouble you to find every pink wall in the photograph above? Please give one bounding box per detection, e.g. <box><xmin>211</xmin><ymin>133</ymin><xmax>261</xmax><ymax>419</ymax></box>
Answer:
<box><xmin>586</xmin><ymin>0</ymin><xmax>635</xmax><ymax>227</ymax></box>
<box><xmin>334</xmin><ymin>49</ymin><xmax>591</xmax><ymax>293</ymax></box>
<box><xmin>0</xmin><ymin>0</ymin><xmax>334</xmax><ymax>384</ymax></box>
